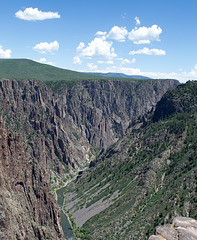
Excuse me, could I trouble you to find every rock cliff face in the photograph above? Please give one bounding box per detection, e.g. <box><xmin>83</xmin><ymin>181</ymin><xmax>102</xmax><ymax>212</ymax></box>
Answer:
<box><xmin>149</xmin><ymin>217</ymin><xmax>197</xmax><ymax>240</ymax></box>
<box><xmin>0</xmin><ymin>78</ymin><xmax>179</xmax><ymax>172</ymax></box>
<box><xmin>0</xmin><ymin>79</ymin><xmax>90</xmax><ymax>175</ymax></box>
<box><xmin>0</xmin><ymin>116</ymin><xmax>64</xmax><ymax>239</ymax></box>
<box><xmin>62</xmin><ymin>79</ymin><xmax>179</xmax><ymax>149</ymax></box>
<box><xmin>0</xmin><ymin>77</ymin><xmax>179</xmax><ymax>239</ymax></box>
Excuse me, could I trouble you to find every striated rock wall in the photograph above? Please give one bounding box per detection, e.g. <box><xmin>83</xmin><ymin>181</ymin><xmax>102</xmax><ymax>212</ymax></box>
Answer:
<box><xmin>0</xmin><ymin>116</ymin><xmax>65</xmax><ymax>239</ymax></box>
<box><xmin>149</xmin><ymin>216</ymin><xmax>197</xmax><ymax>240</ymax></box>
<box><xmin>0</xmin><ymin>78</ymin><xmax>179</xmax><ymax>172</ymax></box>
<box><xmin>0</xmin><ymin>79</ymin><xmax>90</xmax><ymax>174</ymax></box>
<box><xmin>64</xmin><ymin>79</ymin><xmax>179</xmax><ymax>149</ymax></box>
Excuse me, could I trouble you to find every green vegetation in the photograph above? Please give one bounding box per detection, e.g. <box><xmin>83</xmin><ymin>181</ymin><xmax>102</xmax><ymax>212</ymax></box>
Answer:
<box><xmin>63</xmin><ymin>81</ymin><xmax>197</xmax><ymax>239</ymax></box>
<box><xmin>0</xmin><ymin>59</ymin><xmax>163</xmax><ymax>93</ymax></box>
<box><xmin>67</xmin><ymin>213</ymin><xmax>90</xmax><ymax>240</ymax></box>
<box><xmin>0</xmin><ymin>59</ymin><xmax>107</xmax><ymax>92</ymax></box>
<box><xmin>0</xmin><ymin>59</ymin><xmax>106</xmax><ymax>82</ymax></box>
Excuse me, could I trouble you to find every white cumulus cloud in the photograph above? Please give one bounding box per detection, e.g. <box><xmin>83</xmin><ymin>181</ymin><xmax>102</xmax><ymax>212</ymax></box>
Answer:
<box><xmin>103</xmin><ymin>66</ymin><xmax>141</xmax><ymax>75</ymax></box>
<box><xmin>38</xmin><ymin>58</ymin><xmax>47</xmax><ymax>63</ymax></box>
<box><xmin>97</xmin><ymin>60</ymin><xmax>114</xmax><ymax>65</ymax></box>
<box><xmin>119</xmin><ymin>58</ymin><xmax>136</xmax><ymax>65</ymax></box>
<box><xmin>183</xmin><ymin>64</ymin><xmax>197</xmax><ymax>81</ymax></box>
<box><xmin>87</xmin><ymin>63</ymin><xmax>98</xmax><ymax>71</ymax></box>
<box><xmin>15</xmin><ymin>7</ymin><xmax>60</xmax><ymax>21</ymax></box>
<box><xmin>95</xmin><ymin>31</ymin><xmax>107</xmax><ymax>40</ymax></box>
<box><xmin>0</xmin><ymin>45</ymin><xmax>11</xmax><ymax>58</ymax></box>
<box><xmin>33</xmin><ymin>41</ymin><xmax>59</xmax><ymax>54</ymax></box>
<box><xmin>35</xmin><ymin>58</ymin><xmax>55</xmax><ymax>66</ymax></box>
<box><xmin>135</xmin><ymin>17</ymin><xmax>141</xmax><ymax>26</ymax></box>
<box><xmin>128</xmin><ymin>24</ymin><xmax>162</xmax><ymax>44</ymax></box>
<box><xmin>129</xmin><ymin>47</ymin><xmax>166</xmax><ymax>56</ymax></box>
<box><xmin>95</xmin><ymin>31</ymin><xmax>107</xmax><ymax>36</ymax></box>
<box><xmin>77</xmin><ymin>37</ymin><xmax>117</xmax><ymax>59</ymax></box>
<box><xmin>107</xmin><ymin>26</ymin><xmax>128</xmax><ymax>42</ymax></box>
<box><xmin>73</xmin><ymin>56</ymin><xmax>82</xmax><ymax>65</ymax></box>
<box><xmin>77</xmin><ymin>42</ymin><xmax>85</xmax><ymax>52</ymax></box>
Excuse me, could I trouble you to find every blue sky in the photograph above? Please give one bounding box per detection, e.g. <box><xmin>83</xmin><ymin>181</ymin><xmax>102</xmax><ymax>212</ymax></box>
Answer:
<box><xmin>1</xmin><ymin>0</ymin><xmax>197</xmax><ymax>82</ymax></box>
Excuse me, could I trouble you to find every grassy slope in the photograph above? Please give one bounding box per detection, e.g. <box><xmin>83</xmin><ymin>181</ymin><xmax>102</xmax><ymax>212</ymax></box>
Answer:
<box><xmin>0</xmin><ymin>59</ymin><xmax>169</xmax><ymax>93</ymax></box>
<box><xmin>64</xmin><ymin>81</ymin><xmax>197</xmax><ymax>240</ymax></box>
<box><xmin>0</xmin><ymin>59</ymin><xmax>107</xmax><ymax>82</ymax></box>
<box><xmin>0</xmin><ymin>59</ymin><xmax>147</xmax><ymax>83</ymax></box>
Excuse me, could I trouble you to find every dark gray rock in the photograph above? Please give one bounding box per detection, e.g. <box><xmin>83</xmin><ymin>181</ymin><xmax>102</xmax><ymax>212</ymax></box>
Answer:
<box><xmin>67</xmin><ymin>79</ymin><xmax>179</xmax><ymax>149</ymax></box>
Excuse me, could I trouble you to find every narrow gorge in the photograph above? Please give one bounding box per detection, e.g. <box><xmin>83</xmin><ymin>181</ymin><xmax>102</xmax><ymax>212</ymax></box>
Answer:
<box><xmin>0</xmin><ymin>59</ymin><xmax>182</xmax><ymax>239</ymax></box>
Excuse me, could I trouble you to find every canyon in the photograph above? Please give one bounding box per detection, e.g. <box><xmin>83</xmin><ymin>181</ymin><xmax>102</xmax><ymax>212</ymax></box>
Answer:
<box><xmin>0</xmin><ymin>59</ymin><xmax>188</xmax><ymax>239</ymax></box>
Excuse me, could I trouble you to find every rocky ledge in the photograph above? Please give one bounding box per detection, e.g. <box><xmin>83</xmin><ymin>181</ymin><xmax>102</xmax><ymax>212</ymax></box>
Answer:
<box><xmin>149</xmin><ymin>217</ymin><xmax>197</xmax><ymax>240</ymax></box>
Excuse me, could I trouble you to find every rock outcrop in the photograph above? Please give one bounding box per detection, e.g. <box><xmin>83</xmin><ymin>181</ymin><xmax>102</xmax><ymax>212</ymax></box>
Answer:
<box><xmin>149</xmin><ymin>217</ymin><xmax>197</xmax><ymax>240</ymax></box>
<box><xmin>0</xmin><ymin>116</ymin><xmax>65</xmax><ymax>239</ymax></box>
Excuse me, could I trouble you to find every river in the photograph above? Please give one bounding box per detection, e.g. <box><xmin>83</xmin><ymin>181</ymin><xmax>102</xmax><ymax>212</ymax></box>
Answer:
<box><xmin>56</xmin><ymin>185</ymin><xmax>76</xmax><ymax>240</ymax></box>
